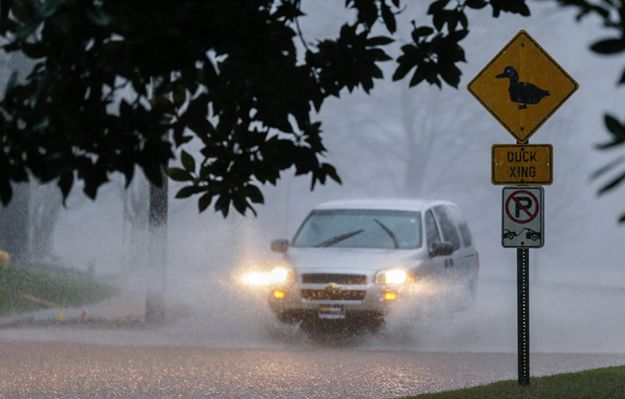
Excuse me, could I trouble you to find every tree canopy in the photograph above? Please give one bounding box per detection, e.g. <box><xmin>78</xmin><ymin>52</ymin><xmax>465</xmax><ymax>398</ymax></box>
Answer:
<box><xmin>556</xmin><ymin>0</ymin><xmax>625</xmax><ymax>223</ymax></box>
<box><xmin>0</xmin><ymin>0</ymin><xmax>559</xmax><ymax>217</ymax></box>
<box><xmin>2</xmin><ymin>1</ymin><xmax>625</xmax><ymax>220</ymax></box>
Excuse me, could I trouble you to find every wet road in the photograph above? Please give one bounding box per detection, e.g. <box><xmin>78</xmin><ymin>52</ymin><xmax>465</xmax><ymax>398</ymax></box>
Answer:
<box><xmin>2</xmin><ymin>278</ymin><xmax>625</xmax><ymax>398</ymax></box>
<box><xmin>2</xmin><ymin>340</ymin><xmax>625</xmax><ymax>399</ymax></box>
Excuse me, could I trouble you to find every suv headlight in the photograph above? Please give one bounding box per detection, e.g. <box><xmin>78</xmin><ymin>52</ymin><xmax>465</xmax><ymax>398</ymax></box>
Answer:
<box><xmin>242</xmin><ymin>271</ymin><xmax>270</xmax><ymax>287</ymax></box>
<box><xmin>375</xmin><ymin>268</ymin><xmax>408</xmax><ymax>285</ymax></box>
<box><xmin>242</xmin><ymin>266</ymin><xmax>294</xmax><ymax>287</ymax></box>
<box><xmin>269</xmin><ymin>266</ymin><xmax>294</xmax><ymax>284</ymax></box>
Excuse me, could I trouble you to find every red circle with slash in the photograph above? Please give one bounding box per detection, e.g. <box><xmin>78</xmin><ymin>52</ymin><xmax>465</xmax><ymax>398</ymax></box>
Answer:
<box><xmin>505</xmin><ymin>189</ymin><xmax>539</xmax><ymax>224</ymax></box>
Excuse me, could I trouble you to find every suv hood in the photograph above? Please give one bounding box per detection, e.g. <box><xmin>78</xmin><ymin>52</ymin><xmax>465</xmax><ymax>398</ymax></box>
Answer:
<box><xmin>285</xmin><ymin>247</ymin><xmax>424</xmax><ymax>273</ymax></box>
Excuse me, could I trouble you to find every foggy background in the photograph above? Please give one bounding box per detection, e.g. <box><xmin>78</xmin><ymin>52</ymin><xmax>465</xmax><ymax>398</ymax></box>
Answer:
<box><xmin>2</xmin><ymin>1</ymin><xmax>624</xmax><ymax>354</ymax></box>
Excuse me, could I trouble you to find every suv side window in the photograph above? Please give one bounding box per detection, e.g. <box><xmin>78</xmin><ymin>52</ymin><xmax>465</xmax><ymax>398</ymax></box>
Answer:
<box><xmin>433</xmin><ymin>206</ymin><xmax>461</xmax><ymax>250</ymax></box>
<box><xmin>425</xmin><ymin>210</ymin><xmax>441</xmax><ymax>248</ymax></box>
<box><xmin>448</xmin><ymin>205</ymin><xmax>473</xmax><ymax>247</ymax></box>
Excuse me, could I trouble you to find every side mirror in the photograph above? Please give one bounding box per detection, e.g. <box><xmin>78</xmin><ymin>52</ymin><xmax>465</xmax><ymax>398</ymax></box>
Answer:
<box><xmin>429</xmin><ymin>241</ymin><xmax>454</xmax><ymax>257</ymax></box>
<box><xmin>271</xmin><ymin>239</ymin><xmax>289</xmax><ymax>253</ymax></box>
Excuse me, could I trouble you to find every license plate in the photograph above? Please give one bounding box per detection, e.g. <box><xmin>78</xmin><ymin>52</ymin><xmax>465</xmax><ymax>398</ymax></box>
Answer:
<box><xmin>318</xmin><ymin>305</ymin><xmax>345</xmax><ymax>320</ymax></box>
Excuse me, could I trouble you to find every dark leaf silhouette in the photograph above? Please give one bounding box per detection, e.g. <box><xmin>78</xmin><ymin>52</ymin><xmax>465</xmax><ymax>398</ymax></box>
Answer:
<box><xmin>591</xmin><ymin>155</ymin><xmax>625</xmax><ymax>180</ymax></box>
<box><xmin>0</xmin><ymin>0</ymin><xmax>532</xmax><ymax>216</ymax></box>
<box><xmin>591</xmin><ymin>38</ymin><xmax>625</xmax><ymax>54</ymax></box>
<box><xmin>599</xmin><ymin>170</ymin><xmax>625</xmax><ymax>195</ymax></box>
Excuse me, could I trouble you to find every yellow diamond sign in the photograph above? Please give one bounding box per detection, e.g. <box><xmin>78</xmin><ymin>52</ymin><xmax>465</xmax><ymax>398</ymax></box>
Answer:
<box><xmin>468</xmin><ymin>30</ymin><xmax>578</xmax><ymax>142</ymax></box>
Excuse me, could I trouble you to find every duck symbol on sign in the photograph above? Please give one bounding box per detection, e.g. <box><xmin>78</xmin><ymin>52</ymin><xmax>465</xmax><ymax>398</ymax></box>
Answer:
<box><xmin>496</xmin><ymin>66</ymin><xmax>550</xmax><ymax>110</ymax></box>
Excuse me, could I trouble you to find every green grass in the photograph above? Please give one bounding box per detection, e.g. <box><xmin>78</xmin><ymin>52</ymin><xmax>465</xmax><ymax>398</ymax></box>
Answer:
<box><xmin>403</xmin><ymin>365</ymin><xmax>625</xmax><ymax>399</ymax></box>
<box><xmin>0</xmin><ymin>264</ymin><xmax>116</xmax><ymax>316</ymax></box>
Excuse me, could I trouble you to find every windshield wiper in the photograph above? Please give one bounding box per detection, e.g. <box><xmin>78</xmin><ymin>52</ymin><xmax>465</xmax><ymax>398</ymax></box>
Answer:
<box><xmin>315</xmin><ymin>229</ymin><xmax>365</xmax><ymax>247</ymax></box>
<box><xmin>374</xmin><ymin>219</ymin><xmax>399</xmax><ymax>249</ymax></box>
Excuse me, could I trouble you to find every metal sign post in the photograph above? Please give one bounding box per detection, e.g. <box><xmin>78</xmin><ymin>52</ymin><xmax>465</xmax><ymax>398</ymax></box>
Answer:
<box><xmin>504</xmin><ymin>179</ymin><xmax>543</xmax><ymax>385</ymax></box>
<box><xmin>468</xmin><ymin>29</ymin><xmax>579</xmax><ymax>386</ymax></box>
<box><xmin>517</xmin><ymin>246</ymin><xmax>530</xmax><ymax>385</ymax></box>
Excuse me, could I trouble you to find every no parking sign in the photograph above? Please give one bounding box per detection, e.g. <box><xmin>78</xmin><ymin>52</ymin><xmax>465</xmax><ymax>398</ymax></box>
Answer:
<box><xmin>502</xmin><ymin>186</ymin><xmax>544</xmax><ymax>248</ymax></box>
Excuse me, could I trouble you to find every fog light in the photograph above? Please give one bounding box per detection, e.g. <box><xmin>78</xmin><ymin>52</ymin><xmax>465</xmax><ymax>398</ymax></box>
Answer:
<box><xmin>272</xmin><ymin>289</ymin><xmax>287</xmax><ymax>300</ymax></box>
<box><xmin>383</xmin><ymin>290</ymin><xmax>398</xmax><ymax>301</ymax></box>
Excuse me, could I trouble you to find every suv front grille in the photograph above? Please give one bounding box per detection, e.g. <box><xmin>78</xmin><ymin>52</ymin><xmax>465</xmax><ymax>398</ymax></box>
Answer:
<box><xmin>301</xmin><ymin>273</ymin><xmax>367</xmax><ymax>285</ymax></box>
<box><xmin>301</xmin><ymin>289</ymin><xmax>366</xmax><ymax>301</ymax></box>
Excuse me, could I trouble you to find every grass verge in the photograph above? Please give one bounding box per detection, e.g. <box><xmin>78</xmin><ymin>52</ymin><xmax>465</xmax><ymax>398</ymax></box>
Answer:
<box><xmin>0</xmin><ymin>265</ymin><xmax>116</xmax><ymax>316</ymax></box>
<box><xmin>404</xmin><ymin>365</ymin><xmax>625</xmax><ymax>399</ymax></box>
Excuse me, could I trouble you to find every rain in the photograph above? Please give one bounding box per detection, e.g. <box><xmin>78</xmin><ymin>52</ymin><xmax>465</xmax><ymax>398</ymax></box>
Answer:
<box><xmin>1</xmin><ymin>1</ymin><xmax>624</xmax><ymax>398</ymax></box>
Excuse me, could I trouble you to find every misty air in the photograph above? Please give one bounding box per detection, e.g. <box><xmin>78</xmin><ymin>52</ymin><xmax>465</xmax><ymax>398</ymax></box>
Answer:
<box><xmin>0</xmin><ymin>1</ymin><xmax>624</xmax><ymax>398</ymax></box>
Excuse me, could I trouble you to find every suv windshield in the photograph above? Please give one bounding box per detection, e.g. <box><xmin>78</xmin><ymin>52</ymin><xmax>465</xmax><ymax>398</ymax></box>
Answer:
<box><xmin>292</xmin><ymin>209</ymin><xmax>422</xmax><ymax>249</ymax></box>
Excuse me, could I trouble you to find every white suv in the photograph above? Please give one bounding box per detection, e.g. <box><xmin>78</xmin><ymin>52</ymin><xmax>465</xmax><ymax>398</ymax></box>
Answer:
<box><xmin>266</xmin><ymin>199</ymin><xmax>478</xmax><ymax>331</ymax></box>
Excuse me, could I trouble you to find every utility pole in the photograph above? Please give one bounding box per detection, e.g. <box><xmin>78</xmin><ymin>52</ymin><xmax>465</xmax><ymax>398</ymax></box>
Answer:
<box><xmin>0</xmin><ymin>183</ymin><xmax>29</xmax><ymax>263</ymax></box>
<box><xmin>144</xmin><ymin>73</ymin><xmax>169</xmax><ymax>322</ymax></box>
<box><xmin>0</xmin><ymin>53</ymin><xmax>31</xmax><ymax>264</ymax></box>
<box><xmin>145</xmin><ymin>172</ymin><xmax>168</xmax><ymax>322</ymax></box>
